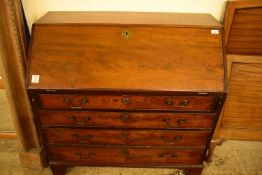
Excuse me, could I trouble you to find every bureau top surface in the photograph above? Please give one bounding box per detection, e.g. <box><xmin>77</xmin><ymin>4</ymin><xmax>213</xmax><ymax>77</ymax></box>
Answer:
<box><xmin>35</xmin><ymin>11</ymin><xmax>222</xmax><ymax>28</ymax></box>
<box><xmin>27</xmin><ymin>12</ymin><xmax>225</xmax><ymax>92</ymax></box>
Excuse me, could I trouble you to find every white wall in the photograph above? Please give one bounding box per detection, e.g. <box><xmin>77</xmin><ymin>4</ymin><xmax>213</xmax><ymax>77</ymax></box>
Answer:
<box><xmin>22</xmin><ymin>0</ymin><xmax>227</xmax><ymax>31</ymax></box>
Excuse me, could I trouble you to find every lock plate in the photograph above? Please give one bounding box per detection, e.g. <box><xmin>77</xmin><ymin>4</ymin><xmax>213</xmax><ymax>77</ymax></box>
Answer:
<box><xmin>121</xmin><ymin>29</ymin><xmax>132</xmax><ymax>39</ymax></box>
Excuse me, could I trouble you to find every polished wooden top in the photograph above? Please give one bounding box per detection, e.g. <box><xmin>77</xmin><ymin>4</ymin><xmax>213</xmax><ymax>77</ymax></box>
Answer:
<box><xmin>36</xmin><ymin>11</ymin><xmax>222</xmax><ymax>28</ymax></box>
<box><xmin>27</xmin><ymin>12</ymin><xmax>225</xmax><ymax>92</ymax></box>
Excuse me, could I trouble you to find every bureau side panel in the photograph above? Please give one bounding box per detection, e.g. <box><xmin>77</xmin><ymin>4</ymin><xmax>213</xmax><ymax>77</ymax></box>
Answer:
<box><xmin>222</xmin><ymin>63</ymin><xmax>262</xmax><ymax>130</ymax></box>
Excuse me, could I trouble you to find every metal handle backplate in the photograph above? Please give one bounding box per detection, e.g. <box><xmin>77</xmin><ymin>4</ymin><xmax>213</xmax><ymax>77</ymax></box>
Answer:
<box><xmin>165</xmin><ymin>98</ymin><xmax>190</xmax><ymax>108</ymax></box>
<box><xmin>158</xmin><ymin>152</ymin><xmax>177</xmax><ymax>158</ymax></box>
<box><xmin>68</xmin><ymin>115</ymin><xmax>91</xmax><ymax>125</ymax></box>
<box><xmin>163</xmin><ymin>118</ymin><xmax>186</xmax><ymax>127</ymax></box>
<box><xmin>75</xmin><ymin>152</ymin><xmax>95</xmax><ymax>160</ymax></box>
<box><xmin>64</xmin><ymin>97</ymin><xmax>88</xmax><ymax>109</ymax></box>
<box><xmin>160</xmin><ymin>135</ymin><xmax>182</xmax><ymax>144</ymax></box>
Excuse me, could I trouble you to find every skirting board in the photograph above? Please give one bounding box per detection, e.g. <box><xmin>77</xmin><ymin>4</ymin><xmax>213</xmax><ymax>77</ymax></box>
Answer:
<box><xmin>0</xmin><ymin>132</ymin><xmax>17</xmax><ymax>139</ymax></box>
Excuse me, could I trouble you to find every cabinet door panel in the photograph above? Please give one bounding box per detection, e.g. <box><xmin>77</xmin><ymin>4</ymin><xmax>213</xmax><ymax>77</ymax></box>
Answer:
<box><xmin>222</xmin><ymin>63</ymin><xmax>262</xmax><ymax>129</ymax></box>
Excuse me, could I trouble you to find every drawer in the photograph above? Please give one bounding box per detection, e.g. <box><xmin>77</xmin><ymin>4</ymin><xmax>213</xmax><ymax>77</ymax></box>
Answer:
<box><xmin>39</xmin><ymin>111</ymin><xmax>215</xmax><ymax>129</ymax></box>
<box><xmin>36</xmin><ymin>94</ymin><xmax>216</xmax><ymax>111</ymax></box>
<box><xmin>50</xmin><ymin>146</ymin><xmax>204</xmax><ymax>165</ymax></box>
<box><xmin>44</xmin><ymin>128</ymin><xmax>210</xmax><ymax>147</ymax></box>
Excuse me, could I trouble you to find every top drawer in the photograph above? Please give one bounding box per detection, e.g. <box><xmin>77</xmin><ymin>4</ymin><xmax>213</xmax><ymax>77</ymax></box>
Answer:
<box><xmin>34</xmin><ymin>94</ymin><xmax>216</xmax><ymax>111</ymax></box>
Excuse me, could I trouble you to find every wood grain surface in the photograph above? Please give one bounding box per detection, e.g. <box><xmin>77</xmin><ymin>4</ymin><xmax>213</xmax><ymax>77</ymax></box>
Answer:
<box><xmin>227</xmin><ymin>7</ymin><xmax>262</xmax><ymax>55</ymax></box>
<box><xmin>49</xmin><ymin>146</ymin><xmax>204</xmax><ymax>165</ymax></box>
<box><xmin>38</xmin><ymin>111</ymin><xmax>215</xmax><ymax>129</ymax></box>
<box><xmin>219</xmin><ymin>127</ymin><xmax>262</xmax><ymax>140</ymax></box>
<box><xmin>44</xmin><ymin>128</ymin><xmax>210</xmax><ymax>147</ymax></box>
<box><xmin>222</xmin><ymin>63</ymin><xmax>262</xmax><ymax>129</ymax></box>
<box><xmin>35</xmin><ymin>11</ymin><xmax>221</xmax><ymax>28</ymax></box>
<box><xmin>37</xmin><ymin>94</ymin><xmax>216</xmax><ymax>111</ymax></box>
<box><xmin>28</xmin><ymin>24</ymin><xmax>224</xmax><ymax>92</ymax></box>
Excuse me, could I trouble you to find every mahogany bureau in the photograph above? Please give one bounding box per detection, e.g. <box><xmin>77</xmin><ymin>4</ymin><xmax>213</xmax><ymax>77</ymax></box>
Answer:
<box><xmin>26</xmin><ymin>12</ymin><xmax>227</xmax><ymax>175</ymax></box>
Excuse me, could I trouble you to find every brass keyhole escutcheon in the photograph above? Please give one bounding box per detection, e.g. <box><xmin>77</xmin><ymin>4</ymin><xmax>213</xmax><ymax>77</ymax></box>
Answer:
<box><xmin>122</xmin><ymin>130</ymin><xmax>129</xmax><ymax>137</ymax></box>
<box><xmin>121</xmin><ymin>29</ymin><xmax>132</xmax><ymax>39</ymax></box>
<box><xmin>122</xmin><ymin>97</ymin><xmax>130</xmax><ymax>105</ymax></box>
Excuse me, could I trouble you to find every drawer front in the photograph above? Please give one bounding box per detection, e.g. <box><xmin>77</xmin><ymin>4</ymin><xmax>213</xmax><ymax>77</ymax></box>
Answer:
<box><xmin>39</xmin><ymin>111</ymin><xmax>215</xmax><ymax>129</ymax></box>
<box><xmin>44</xmin><ymin>128</ymin><xmax>210</xmax><ymax>147</ymax></box>
<box><xmin>36</xmin><ymin>94</ymin><xmax>216</xmax><ymax>111</ymax></box>
<box><xmin>50</xmin><ymin>146</ymin><xmax>204</xmax><ymax>165</ymax></box>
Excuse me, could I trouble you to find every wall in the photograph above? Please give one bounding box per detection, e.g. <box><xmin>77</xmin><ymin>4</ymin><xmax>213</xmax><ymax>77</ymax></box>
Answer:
<box><xmin>22</xmin><ymin>0</ymin><xmax>227</xmax><ymax>31</ymax></box>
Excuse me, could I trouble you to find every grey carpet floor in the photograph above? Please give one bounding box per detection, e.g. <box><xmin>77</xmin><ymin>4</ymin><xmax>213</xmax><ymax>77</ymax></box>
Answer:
<box><xmin>0</xmin><ymin>139</ymin><xmax>262</xmax><ymax>175</ymax></box>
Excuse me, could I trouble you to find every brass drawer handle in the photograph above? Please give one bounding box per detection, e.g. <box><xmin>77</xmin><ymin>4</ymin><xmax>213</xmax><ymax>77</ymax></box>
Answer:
<box><xmin>71</xmin><ymin>133</ymin><xmax>93</xmax><ymax>141</ymax></box>
<box><xmin>163</xmin><ymin>118</ymin><xmax>186</xmax><ymax>126</ymax></box>
<box><xmin>165</xmin><ymin>98</ymin><xmax>173</xmax><ymax>105</ymax></box>
<box><xmin>177</xmin><ymin>118</ymin><xmax>186</xmax><ymax>125</ymax></box>
<box><xmin>122</xmin><ymin>149</ymin><xmax>131</xmax><ymax>159</ymax></box>
<box><xmin>76</xmin><ymin>115</ymin><xmax>91</xmax><ymax>125</ymax></box>
<box><xmin>163</xmin><ymin>118</ymin><xmax>171</xmax><ymax>125</ymax></box>
<box><xmin>75</xmin><ymin>152</ymin><xmax>95</xmax><ymax>160</ymax></box>
<box><xmin>121</xmin><ymin>113</ymin><xmax>129</xmax><ymax>122</ymax></box>
<box><xmin>160</xmin><ymin>136</ymin><xmax>182</xmax><ymax>144</ymax></box>
<box><xmin>122</xmin><ymin>97</ymin><xmax>130</xmax><ymax>105</ymax></box>
<box><xmin>68</xmin><ymin>114</ymin><xmax>76</xmax><ymax>121</ymax></box>
<box><xmin>64</xmin><ymin>97</ymin><xmax>72</xmax><ymax>103</ymax></box>
<box><xmin>71</xmin><ymin>133</ymin><xmax>80</xmax><ymax>139</ymax></box>
<box><xmin>80</xmin><ymin>98</ymin><xmax>88</xmax><ymax>104</ymax></box>
<box><xmin>177</xmin><ymin>100</ymin><xmax>190</xmax><ymax>107</ymax></box>
<box><xmin>68</xmin><ymin>115</ymin><xmax>91</xmax><ymax>125</ymax></box>
<box><xmin>158</xmin><ymin>152</ymin><xmax>177</xmax><ymax>158</ymax></box>
<box><xmin>64</xmin><ymin>97</ymin><xmax>88</xmax><ymax>109</ymax></box>
<box><xmin>165</xmin><ymin>98</ymin><xmax>190</xmax><ymax>107</ymax></box>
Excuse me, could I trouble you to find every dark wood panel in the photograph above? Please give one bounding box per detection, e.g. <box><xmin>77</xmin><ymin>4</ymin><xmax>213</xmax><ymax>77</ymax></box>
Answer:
<box><xmin>37</xmin><ymin>94</ymin><xmax>216</xmax><ymax>111</ymax></box>
<box><xmin>44</xmin><ymin>128</ymin><xmax>210</xmax><ymax>147</ymax></box>
<box><xmin>28</xmin><ymin>25</ymin><xmax>224</xmax><ymax>92</ymax></box>
<box><xmin>227</xmin><ymin>7</ymin><xmax>262</xmax><ymax>55</ymax></box>
<box><xmin>50</xmin><ymin>146</ymin><xmax>204</xmax><ymax>165</ymax></box>
<box><xmin>222</xmin><ymin>63</ymin><xmax>262</xmax><ymax>129</ymax></box>
<box><xmin>39</xmin><ymin>111</ymin><xmax>215</xmax><ymax>129</ymax></box>
<box><xmin>36</xmin><ymin>11</ymin><xmax>221</xmax><ymax>28</ymax></box>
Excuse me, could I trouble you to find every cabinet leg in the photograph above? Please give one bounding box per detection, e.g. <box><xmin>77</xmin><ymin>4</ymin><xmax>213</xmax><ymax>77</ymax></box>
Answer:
<box><xmin>205</xmin><ymin>138</ymin><xmax>224</xmax><ymax>162</ymax></box>
<box><xmin>50</xmin><ymin>164</ymin><xmax>68</xmax><ymax>175</ymax></box>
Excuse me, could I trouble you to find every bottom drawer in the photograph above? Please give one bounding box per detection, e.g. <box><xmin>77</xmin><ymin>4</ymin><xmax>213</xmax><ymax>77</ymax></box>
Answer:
<box><xmin>50</xmin><ymin>146</ymin><xmax>204</xmax><ymax>165</ymax></box>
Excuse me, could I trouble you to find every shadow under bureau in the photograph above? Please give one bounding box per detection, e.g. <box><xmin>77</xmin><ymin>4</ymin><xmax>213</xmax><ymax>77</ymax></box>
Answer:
<box><xmin>26</xmin><ymin>12</ymin><xmax>227</xmax><ymax>175</ymax></box>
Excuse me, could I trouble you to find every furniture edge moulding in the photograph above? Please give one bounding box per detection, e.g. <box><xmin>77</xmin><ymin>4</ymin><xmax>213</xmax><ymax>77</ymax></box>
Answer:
<box><xmin>0</xmin><ymin>0</ymin><xmax>45</xmax><ymax>168</ymax></box>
